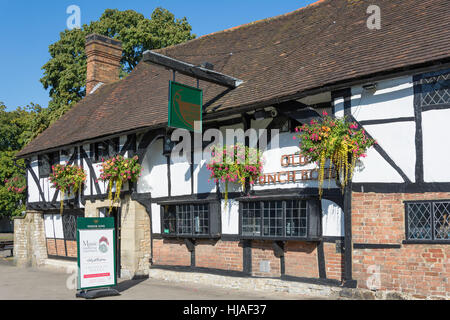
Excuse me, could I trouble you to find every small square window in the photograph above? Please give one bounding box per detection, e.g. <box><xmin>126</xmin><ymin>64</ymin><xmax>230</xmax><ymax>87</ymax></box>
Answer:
<box><xmin>162</xmin><ymin>203</ymin><xmax>216</xmax><ymax>237</ymax></box>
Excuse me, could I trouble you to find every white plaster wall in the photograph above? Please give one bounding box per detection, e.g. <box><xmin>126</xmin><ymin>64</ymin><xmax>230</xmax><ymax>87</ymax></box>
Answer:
<box><xmin>362</xmin><ymin>122</ymin><xmax>416</xmax><ymax>182</ymax></box>
<box><xmin>53</xmin><ymin>214</ymin><xmax>64</xmax><ymax>238</ymax></box>
<box><xmin>221</xmin><ymin>199</ymin><xmax>239</xmax><ymax>235</ymax></box>
<box><xmin>220</xmin><ymin>123</ymin><xmax>245</xmax><ymax>145</ymax></box>
<box><xmin>193</xmin><ymin>149</ymin><xmax>216</xmax><ymax>194</ymax></box>
<box><xmin>345</xmin><ymin>76</ymin><xmax>417</xmax><ymax>183</ymax></box>
<box><xmin>321</xmin><ymin>199</ymin><xmax>344</xmax><ymax>237</ymax></box>
<box><xmin>93</xmin><ymin>162</ymin><xmax>107</xmax><ymax>195</ymax></box>
<box><xmin>252</xmin><ymin>132</ymin><xmax>337</xmax><ymax>191</ymax></box>
<box><xmin>334</xmin><ymin>97</ymin><xmax>345</xmax><ymax>119</ymax></box>
<box><xmin>351</xmin><ymin>77</ymin><xmax>414</xmax><ymax>121</ymax></box>
<box><xmin>27</xmin><ymin>157</ymin><xmax>40</xmax><ymax>203</ymax></box>
<box><xmin>82</xmin><ymin>144</ymin><xmax>92</xmax><ymax>198</ymax></box>
<box><xmin>138</xmin><ymin>138</ymin><xmax>168</xmax><ymax>198</ymax></box>
<box><xmin>43</xmin><ymin>214</ymin><xmax>55</xmax><ymax>238</ymax></box>
<box><xmin>151</xmin><ymin>203</ymin><xmax>161</xmax><ymax>234</ymax></box>
<box><xmin>422</xmin><ymin>109</ymin><xmax>450</xmax><ymax>182</ymax></box>
<box><xmin>352</xmin><ymin>146</ymin><xmax>404</xmax><ymax>183</ymax></box>
<box><xmin>170</xmin><ymin>155</ymin><xmax>192</xmax><ymax>196</ymax></box>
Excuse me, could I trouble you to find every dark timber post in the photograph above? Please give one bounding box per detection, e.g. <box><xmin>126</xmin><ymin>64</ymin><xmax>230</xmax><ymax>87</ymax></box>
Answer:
<box><xmin>343</xmin><ymin>178</ymin><xmax>356</xmax><ymax>287</ymax></box>
<box><xmin>343</xmin><ymin>88</ymin><xmax>356</xmax><ymax>287</ymax></box>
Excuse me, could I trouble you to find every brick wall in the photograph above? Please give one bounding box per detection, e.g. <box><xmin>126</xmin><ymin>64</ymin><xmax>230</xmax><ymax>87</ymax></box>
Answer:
<box><xmin>153</xmin><ymin>239</ymin><xmax>191</xmax><ymax>266</ymax></box>
<box><xmin>195</xmin><ymin>240</ymin><xmax>243</xmax><ymax>271</ymax></box>
<box><xmin>251</xmin><ymin>240</ymin><xmax>281</xmax><ymax>277</ymax></box>
<box><xmin>55</xmin><ymin>239</ymin><xmax>66</xmax><ymax>256</ymax></box>
<box><xmin>284</xmin><ymin>241</ymin><xmax>318</xmax><ymax>278</ymax></box>
<box><xmin>85</xmin><ymin>34</ymin><xmax>122</xmax><ymax>95</ymax></box>
<box><xmin>352</xmin><ymin>192</ymin><xmax>450</xmax><ymax>299</ymax></box>
<box><xmin>153</xmin><ymin>238</ymin><xmax>344</xmax><ymax>281</ymax></box>
<box><xmin>46</xmin><ymin>239</ymin><xmax>56</xmax><ymax>256</ymax></box>
<box><xmin>324</xmin><ymin>242</ymin><xmax>344</xmax><ymax>280</ymax></box>
<box><xmin>66</xmin><ymin>240</ymin><xmax>77</xmax><ymax>258</ymax></box>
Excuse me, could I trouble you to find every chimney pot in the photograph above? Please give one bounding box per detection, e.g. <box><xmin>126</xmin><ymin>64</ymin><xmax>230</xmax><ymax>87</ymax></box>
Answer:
<box><xmin>85</xmin><ymin>33</ymin><xmax>122</xmax><ymax>95</ymax></box>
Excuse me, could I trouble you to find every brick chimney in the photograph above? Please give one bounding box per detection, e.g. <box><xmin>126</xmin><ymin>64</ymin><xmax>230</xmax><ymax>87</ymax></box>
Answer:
<box><xmin>85</xmin><ymin>34</ymin><xmax>122</xmax><ymax>95</ymax></box>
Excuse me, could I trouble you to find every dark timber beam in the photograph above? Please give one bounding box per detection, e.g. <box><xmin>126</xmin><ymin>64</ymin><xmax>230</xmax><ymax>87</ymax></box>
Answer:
<box><xmin>143</xmin><ymin>51</ymin><xmax>243</xmax><ymax>88</ymax></box>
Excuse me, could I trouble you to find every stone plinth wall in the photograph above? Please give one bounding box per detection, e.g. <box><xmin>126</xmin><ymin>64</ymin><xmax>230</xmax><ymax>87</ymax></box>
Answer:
<box><xmin>13</xmin><ymin>211</ymin><xmax>48</xmax><ymax>267</ymax></box>
<box><xmin>84</xmin><ymin>196</ymin><xmax>151</xmax><ymax>279</ymax></box>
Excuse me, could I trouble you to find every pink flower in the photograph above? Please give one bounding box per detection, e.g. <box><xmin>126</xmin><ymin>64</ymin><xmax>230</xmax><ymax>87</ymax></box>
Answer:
<box><xmin>322</xmin><ymin>111</ymin><xmax>328</xmax><ymax>116</ymax></box>
<box><xmin>292</xmin><ymin>136</ymin><xmax>297</xmax><ymax>140</ymax></box>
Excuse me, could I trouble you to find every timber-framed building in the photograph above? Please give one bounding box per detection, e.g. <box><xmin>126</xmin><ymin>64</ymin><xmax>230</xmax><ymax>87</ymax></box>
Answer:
<box><xmin>14</xmin><ymin>0</ymin><xmax>450</xmax><ymax>299</ymax></box>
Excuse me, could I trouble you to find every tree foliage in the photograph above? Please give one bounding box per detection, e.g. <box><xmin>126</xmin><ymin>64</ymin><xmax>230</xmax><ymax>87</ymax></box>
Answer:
<box><xmin>0</xmin><ymin>7</ymin><xmax>195</xmax><ymax>218</ymax></box>
<box><xmin>0</xmin><ymin>103</ymin><xmax>28</xmax><ymax>218</ymax></box>
<box><xmin>40</xmin><ymin>8</ymin><xmax>196</xmax><ymax>123</ymax></box>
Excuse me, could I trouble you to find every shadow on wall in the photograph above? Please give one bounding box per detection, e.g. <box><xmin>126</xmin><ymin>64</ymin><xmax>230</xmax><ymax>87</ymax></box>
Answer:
<box><xmin>350</xmin><ymin>78</ymin><xmax>413</xmax><ymax>120</ymax></box>
<box><xmin>0</xmin><ymin>218</ymin><xmax>13</xmax><ymax>233</ymax></box>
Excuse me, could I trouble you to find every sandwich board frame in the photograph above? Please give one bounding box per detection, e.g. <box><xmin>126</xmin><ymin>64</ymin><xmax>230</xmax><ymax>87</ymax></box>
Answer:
<box><xmin>76</xmin><ymin>217</ymin><xmax>119</xmax><ymax>298</ymax></box>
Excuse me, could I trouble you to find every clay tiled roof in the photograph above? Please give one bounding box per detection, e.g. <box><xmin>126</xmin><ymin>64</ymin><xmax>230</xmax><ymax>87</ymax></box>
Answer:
<box><xmin>17</xmin><ymin>0</ymin><xmax>450</xmax><ymax>157</ymax></box>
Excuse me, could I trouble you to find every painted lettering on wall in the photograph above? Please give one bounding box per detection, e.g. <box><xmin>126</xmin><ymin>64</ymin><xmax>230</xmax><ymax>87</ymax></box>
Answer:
<box><xmin>258</xmin><ymin>153</ymin><xmax>335</xmax><ymax>185</ymax></box>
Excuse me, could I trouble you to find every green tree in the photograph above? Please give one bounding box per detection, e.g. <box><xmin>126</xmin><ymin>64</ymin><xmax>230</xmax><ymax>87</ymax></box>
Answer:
<box><xmin>0</xmin><ymin>103</ymin><xmax>29</xmax><ymax>218</ymax></box>
<box><xmin>41</xmin><ymin>7</ymin><xmax>196</xmax><ymax>123</ymax></box>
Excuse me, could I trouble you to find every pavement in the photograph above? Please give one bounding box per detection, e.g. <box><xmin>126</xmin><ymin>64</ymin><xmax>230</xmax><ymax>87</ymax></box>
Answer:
<box><xmin>0</xmin><ymin>258</ymin><xmax>329</xmax><ymax>300</ymax></box>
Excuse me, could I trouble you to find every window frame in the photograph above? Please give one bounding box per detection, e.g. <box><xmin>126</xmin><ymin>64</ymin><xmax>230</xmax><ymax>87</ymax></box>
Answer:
<box><xmin>38</xmin><ymin>152</ymin><xmax>60</xmax><ymax>178</ymax></box>
<box><xmin>160</xmin><ymin>201</ymin><xmax>221</xmax><ymax>239</ymax></box>
<box><xmin>404</xmin><ymin>200</ymin><xmax>450</xmax><ymax>244</ymax></box>
<box><xmin>416</xmin><ymin>68</ymin><xmax>450</xmax><ymax>109</ymax></box>
<box><xmin>94</xmin><ymin>141</ymin><xmax>110</xmax><ymax>163</ymax></box>
<box><xmin>238</xmin><ymin>197</ymin><xmax>322</xmax><ymax>241</ymax></box>
<box><xmin>43</xmin><ymin>209</ymin><xmax>84</xmax><ymax>260</ymax></box>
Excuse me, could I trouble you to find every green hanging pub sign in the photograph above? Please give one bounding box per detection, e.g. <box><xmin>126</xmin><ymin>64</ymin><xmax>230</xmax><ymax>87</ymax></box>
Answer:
<box><xmin>168</xmin><ymin>81</ymin><xmax>203</xmax><ymax>133</ymax></box>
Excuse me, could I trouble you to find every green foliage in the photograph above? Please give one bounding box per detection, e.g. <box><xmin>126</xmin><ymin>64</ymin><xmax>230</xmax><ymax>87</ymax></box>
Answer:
<box><xmin>49</xmin><ymin>164</ymin><xmax>87</xmax><ymax>214</ymax></box>
<box><xmin>0</xmin><ymin>103</ymin><xmax>30</xmax><ymax>217</ymax></box>
<box><xmin>98</xmin><ymin>154</ymin><xmax>142</xmax><ymax>213</ymax></box>
<box><xmin>0</xmin><ymin>7</ymin><xmax>195</xmax><ymax>218</ymax></box>
<box><xmin>40</xmin><ymin>7</ymin><xmax>196</xmax><ymax>124</ymax></box>
<box><xmin>294</xmin><ymin>112</ymin><xmax>376</xmax><ymax>197</ymax></box>
<box><xmin>206</xmin><ymin>144</ymin><xmax>264</xmax><ymax>206</ymax></box>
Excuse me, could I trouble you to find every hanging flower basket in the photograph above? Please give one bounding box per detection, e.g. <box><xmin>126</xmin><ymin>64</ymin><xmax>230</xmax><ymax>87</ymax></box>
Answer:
<box><xmin>49</xmin><ymin>164</ymin><xmax>87</xmax><ymax>214</ymax></box>
<box><xmin>4</xmin><ymin>175</ymin><xmax>26</xmax><ymax>194</ymax></box>
<box><xmin>294</xmin><ymin>112</ymin><xmax>376</xmax><ymax>197</ymax></box>
<box><xmin>98</xmin><ymin>155</ymin><xmax>142</xmax><ymax>213</ymax></box>
<box><xmin>206</xmin><ymin>143</ymin><xmax>263</xmax><ymax>206</ymax></box>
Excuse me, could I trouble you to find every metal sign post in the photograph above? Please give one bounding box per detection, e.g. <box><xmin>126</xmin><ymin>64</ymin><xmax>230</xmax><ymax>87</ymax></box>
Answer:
<box><xmin>76</xmin><ymin>217</ymin><xmax>120</xmax><ymax>299</ymax></box>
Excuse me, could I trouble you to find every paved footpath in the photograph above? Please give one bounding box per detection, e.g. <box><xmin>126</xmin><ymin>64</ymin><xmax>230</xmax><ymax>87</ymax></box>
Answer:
<box><xmin>0</xmin><ymin>259</ymin><xmax>328</xmax><ymax>300</ymax></box>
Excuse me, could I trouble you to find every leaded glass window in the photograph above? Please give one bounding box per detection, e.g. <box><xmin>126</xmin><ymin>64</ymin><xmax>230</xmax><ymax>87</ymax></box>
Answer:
<box><xmin>62</xmin><ymin>213</ymin><xmax>78</xmax><ymax>240</ymax></box>
<box><xmin>242</xmin><ymin>202</ymin><xmax>261</xmax><ymax>236</ymax></box>
<box><xmin>406</xmin><ymin>201</ymin><xmax>450</xmax><ymax>241</ymax></box>
<box><xmin>162</xmin><ymin>203</ymin><xmax>212</xmax><ymax>237</ymax></box>
<box><xmin>241</xmin><ymin>200</ymin><xmax>308</xmax><ymax>239</ymax></box>
<box><xmin>420</xmin><ymin>71</ymin><xmax>450</xmax><ymax>107</ymax></box>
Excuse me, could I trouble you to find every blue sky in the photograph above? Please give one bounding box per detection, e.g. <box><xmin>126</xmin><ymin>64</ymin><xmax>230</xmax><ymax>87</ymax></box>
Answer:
<box><xmin>0</xmin><ymin>0</ymin><xmax>314</xmax><ymax>111</ymax></box>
